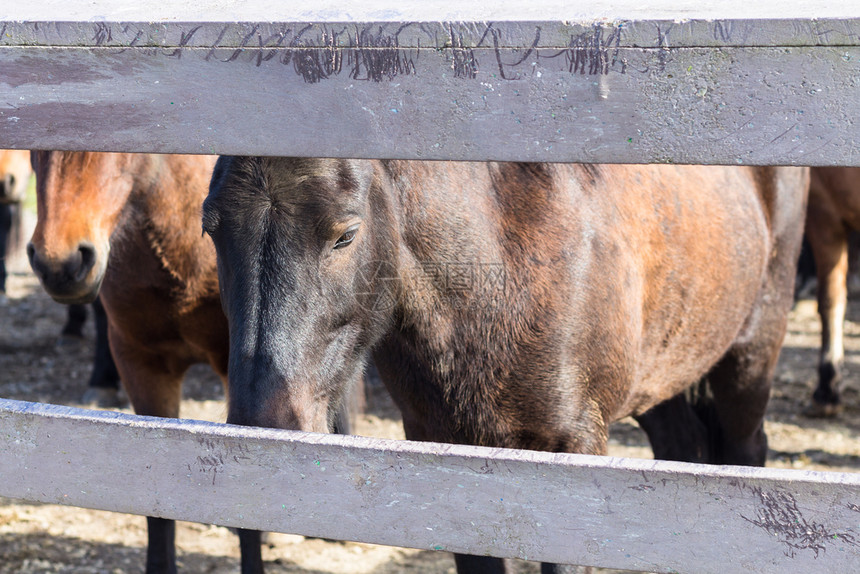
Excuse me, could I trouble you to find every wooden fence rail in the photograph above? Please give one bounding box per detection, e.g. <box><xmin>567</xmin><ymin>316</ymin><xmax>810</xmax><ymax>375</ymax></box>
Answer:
<box><xmin>3</xmin><ymin>3</ymin><xmax>860</xmax><ymax>573</ymax></box>
<box><xmin>2</xmin><ymin>3</ymin><xmax>860</xmax><ymax>165</ymax></box>
<box><xmin>3</xmin><ymin>398</ymin><xmax>860</xmax><ymax>574</ymax></box>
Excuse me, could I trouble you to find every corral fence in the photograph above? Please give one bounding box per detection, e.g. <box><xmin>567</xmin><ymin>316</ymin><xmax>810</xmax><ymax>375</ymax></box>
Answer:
<box><xmin>2</xmin><ymin>3</ymin><xmax>860</xmax><ymax>572</ymax></box>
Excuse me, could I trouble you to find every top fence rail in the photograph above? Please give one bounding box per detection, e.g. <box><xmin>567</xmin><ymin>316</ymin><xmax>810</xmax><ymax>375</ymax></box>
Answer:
<box><xmin>2</xmin><ymin>2</ymin><xmax>860</xmax><ymax>164</ymax></box>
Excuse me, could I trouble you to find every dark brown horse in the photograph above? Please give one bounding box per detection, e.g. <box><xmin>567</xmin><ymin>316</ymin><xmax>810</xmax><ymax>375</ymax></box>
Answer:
<box><xmin>803</xmin><ymin>167</ymin><xmax>860</xmax><ymax>417</ymax></box>
<box><xmin>203</xmin><ymin>159</ymin><xmax>809</xmax><ymax>573</ymax></box>
<box><xmin>28</xmin><ymin>151</ymin><xmax>362</xmax><ymax>573</ymax></box>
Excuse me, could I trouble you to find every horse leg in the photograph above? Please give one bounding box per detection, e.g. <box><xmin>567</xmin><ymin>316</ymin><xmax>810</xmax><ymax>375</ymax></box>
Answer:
<box><xmin>0</xmin><ymin>202</ymin><xmax>11</xmax><ymax>295</ymax></box>
<box><xmin>634</xmin><ymin>391</ymin><xmax>711</xmax><ymax>463</ymax></box>
<box><xmin>541</xmin><ymin>564</ymin><xmax>593</xmax><ymax>574</ymax></box>
<box><xmin>60</xmin><ymin>304</ymin><xmax>88</xmax><ymax>339</ymax></box>
<box><xmin>704</xmin><ymin>280</ymin><xmax>798</xmax><ymax>466</ymax></box>
<box><xmin>146</xmin><ymin>517</ymin><xmax>177</xmax><ymax>573</ymax></box>
<box><xmin>237</xmin><ymin>529</ymin><xmax>265</xmax><ymax>574</ymax></box>
<box><xmin>331</xmin><ymin>372</ymin><xmax>367</xmax><ymax>435</ymax></box>
<box><xmin>109</xmin><ymin>330</ymin><xmax>185</xmax><ymax>574</ymax></box>
<box><xmin>454</xmin><ymin>554</ymin><xmax>509</xmax><ymax>573</ymax></box>
<box><xmin>805</xmin><ymin>217</ymin><xmax>848</xmax><ymax>417</ymax></box>
<box><xmin>80</xmin><ymin>297</ymin><xmax>123</xmax><ymax>407</ymax></box>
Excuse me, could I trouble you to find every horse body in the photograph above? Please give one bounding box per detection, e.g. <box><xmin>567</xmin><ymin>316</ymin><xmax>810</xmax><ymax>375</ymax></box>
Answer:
<box><xmin>204</xmin><ymin>159</ymin><xmax>808</xmax><ymax>573</ymax></box>
<box><xmin>28</xmin><ymin>151</ymin><xmax>228</xmax><ymax>573</ymax></box>
<box><xmin>804</xmin><ymin>166</ymin><xmax>860</xmax><ymax>416</ymax></box>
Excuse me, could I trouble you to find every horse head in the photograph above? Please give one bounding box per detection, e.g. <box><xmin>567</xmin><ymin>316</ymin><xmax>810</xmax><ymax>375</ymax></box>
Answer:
<box><xmin>28</xmin><ymin>151</ymin><xmax>136</xmax><ymax>304</ymax></box>
<box><xmin>204</xmin><ymin>156</ymin><xmax>394</xmax><ymax>433</ymax></box>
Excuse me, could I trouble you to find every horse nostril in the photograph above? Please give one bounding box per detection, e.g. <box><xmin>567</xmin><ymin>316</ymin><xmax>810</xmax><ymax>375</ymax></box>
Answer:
<box><xmin>26</xmin><ymin>243</ymin><xmax>38</xmax><ymax>273</ymax></box>
<box><xmin>75</xmin><ymin>243</ymin><xmax>97</xmax><ymax>283</ymax></box>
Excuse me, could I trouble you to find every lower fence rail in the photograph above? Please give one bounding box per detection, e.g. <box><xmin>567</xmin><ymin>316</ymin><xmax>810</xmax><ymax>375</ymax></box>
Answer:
<box><xmin>1</xmin><ymin>398</ymin><xmax>858</xmax><ymax>573</ymax></box>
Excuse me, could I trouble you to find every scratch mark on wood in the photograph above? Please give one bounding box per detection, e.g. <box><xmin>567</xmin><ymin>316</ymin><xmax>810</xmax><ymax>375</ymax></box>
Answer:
<box><xmin>204</xmin><ymin>26</ymin><xmax>230</xmax><ymax>62</ymax></box>
<box><xmin>770</xmin><ymin>123</ymin><xmax>799</xmax><ymax>144</ymax></box>
<box><xmin>742</xmin><ymin>487</ymin><xmax>859</xmax><ymax>558</ymax></box>
<box><xmin>169</xmin><ymin>26</ymin><xmax>203</xmax><ymax>58</ymax></box>
<box><xmin>563</xmin><ymin>25</ymin><xmax>625</xmax><ymax>76</ymax></box>
<box><xmin>714</xmin><ymin>21</ymin><xmax>734</xmax><ymax>43</ymax></box>
<box><xmin>448</xmin><ymin>24</ymin><xmax>478</xmax><ymax>79</ymax></box>
<box><xmin>489</xmin><ymin>24</ymin><xmax>542</xmax><ymax>80</ymax></box>
<box><xmin>348</xmin><ymin>24</ymin><xmax>416</xmax><ymax>82</ymax></box>
<box><xmin>656</xmin><ymin>24</ymin><xmax>672</xmax><ymax>72</ymax></box>
<box><xmin>92</xmin><ymin>23</ymin><xmax>112</xmax><ymax>46</ymax></box>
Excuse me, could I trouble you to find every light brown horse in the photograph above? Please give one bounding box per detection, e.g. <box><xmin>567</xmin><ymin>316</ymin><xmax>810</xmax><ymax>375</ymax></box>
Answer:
<box><xmin>803</xmin><ymin>167</ymin><xmax>860</xmax><ymax>417</ymax></box>
<box><xmin>28</xmin><ymin>152</ymin><xmax>227</xmax><ymax>573</ymax></box>
<box><xmin>203</xmin><ymin>159</ymin><xmax>809</xmax><ymax>573</ymax></box>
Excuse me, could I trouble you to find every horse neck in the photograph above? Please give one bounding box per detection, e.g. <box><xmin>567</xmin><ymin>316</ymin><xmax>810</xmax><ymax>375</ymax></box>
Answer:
<box><xmin>130</xmin><ymin>154</ymin><xmax>217</xmax><ymax>290</ymax></box>
<box><xmin>381</xmin><ymin>159</ymin><xmax>502</xmax><ymax>281</ymax></box>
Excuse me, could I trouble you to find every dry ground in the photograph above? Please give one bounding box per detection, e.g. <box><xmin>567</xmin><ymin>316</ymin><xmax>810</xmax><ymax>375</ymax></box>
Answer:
<box><xmin>2</xmin><ymin>250</ymin><xmax>859</xmax><ymax>573</ymax></box>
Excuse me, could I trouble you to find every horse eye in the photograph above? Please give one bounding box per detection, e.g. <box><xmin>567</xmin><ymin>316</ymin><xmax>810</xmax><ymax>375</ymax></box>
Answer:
<box><xmin>333</xmin><ymin>224</ymin><xmax>360</xmax><ymax>250</ymax></box>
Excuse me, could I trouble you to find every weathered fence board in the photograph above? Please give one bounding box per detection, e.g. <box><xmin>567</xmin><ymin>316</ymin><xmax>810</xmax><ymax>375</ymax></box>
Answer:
<box><xmin>1</xmin><ymin>398</ymin><xmax>859</xmax><ymax>574</ymax></box>
<box><xmin>2</xmin><ymin>4</ymin><xmax>860</xmax><ymax>165</ymax></box>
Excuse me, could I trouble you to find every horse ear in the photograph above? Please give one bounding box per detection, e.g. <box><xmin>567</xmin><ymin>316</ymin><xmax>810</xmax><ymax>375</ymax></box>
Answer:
<box><xmin>208</xmin><ymin>156</ymin><xmax>230</xmax><ymax>195</ymax></box>
<box><xmin>30</xmin><ymin>150</ymin><xmax>43</xmax><ymax>171</ymax></box>
<box><xmin>202</xmin><ymin>157</ymin><xmax>230</xmax><ymax>236</ymax></box>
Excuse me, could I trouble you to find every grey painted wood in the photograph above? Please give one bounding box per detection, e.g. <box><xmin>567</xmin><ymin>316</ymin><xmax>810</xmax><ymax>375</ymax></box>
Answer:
<box><xmin>3</xmin><ymin>4</ymin><xmax>860</xmax><ymax>49</ymax></box>
<box><xmin>2</xmin><ymin>398</ymin><xmax>860</xmax><ymax>573</ymax></box>
<box><xmin>2</xmin><ymin>5</ymin><xmax>860</xmax><ymax>164</ymax></box>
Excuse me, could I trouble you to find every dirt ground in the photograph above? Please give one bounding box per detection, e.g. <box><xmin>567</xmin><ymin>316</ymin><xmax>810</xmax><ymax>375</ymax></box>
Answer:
<box><xmin>2</xmin><ymin>235</ymin><xmax>860</xmax><ymax>573</ymax></box>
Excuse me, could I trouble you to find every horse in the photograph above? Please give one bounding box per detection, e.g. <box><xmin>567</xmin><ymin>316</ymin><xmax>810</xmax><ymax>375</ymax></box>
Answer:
<box><xmin>28</xmin><ymin>151</ymin><xmax>362</xmax><ymax>573</ymax></box>
<box><xmin>202</xmin><ymin>158</ymin><xmax>809</xmax><ymax>574</ymax></box>
<box><xmin>0</xmin><ymin>149</ymin><xmax>30</xmax><ymax>296</ymax></box>
<box><xmin>802</xmin><ymin>167</ymin><xmax>860</xmax><ymax>417</ymax></box>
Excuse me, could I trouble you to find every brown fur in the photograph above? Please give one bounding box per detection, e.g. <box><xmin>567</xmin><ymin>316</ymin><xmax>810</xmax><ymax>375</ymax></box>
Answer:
<box><xmin>803</xmin><ymin>167</ymin><xmax>860</xmax><ymax>416</ymax></box>
<box><xmin>205</xmin><ymin>159</ymin><xmax>809</xmax><ymax>574</ymax></box>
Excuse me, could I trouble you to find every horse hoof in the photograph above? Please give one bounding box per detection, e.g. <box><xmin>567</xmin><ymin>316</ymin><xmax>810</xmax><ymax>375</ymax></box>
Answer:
<box><xmin>80</xmin><ymin>387</ymin><xmax>127</xmax><ymax>409</ymax></box>
<box><xmin>802</xmin><ymin>401</ymin><xmax>842</xmax><ymax>418</ymax></box>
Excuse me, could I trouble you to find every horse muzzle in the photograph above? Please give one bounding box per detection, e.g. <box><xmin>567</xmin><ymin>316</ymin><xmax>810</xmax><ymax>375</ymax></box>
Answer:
<box><xmin>27</xmin><ymin>241</ymin><xmax>105</xmax><ymax>304</ymax></box>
